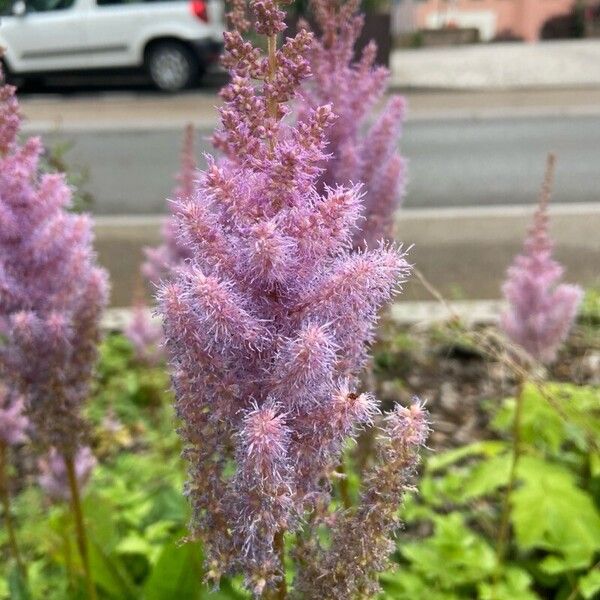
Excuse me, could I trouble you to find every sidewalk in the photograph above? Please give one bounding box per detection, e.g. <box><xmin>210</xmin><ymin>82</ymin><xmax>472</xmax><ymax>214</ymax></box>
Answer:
<box><xmin>391</xmin><ymin>39</ymin><xmax>600</xmax><ymax>90</ymax></box>
<box><xmin>95</xmin><ymin>204</ymin><xmax>600</xmax><ymax>307</ymax></box>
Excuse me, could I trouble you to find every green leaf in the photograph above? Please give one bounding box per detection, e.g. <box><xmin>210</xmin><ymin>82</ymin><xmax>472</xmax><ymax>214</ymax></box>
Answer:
<box><xmin>421</xmin><ymin>448</ymin><xmax>511</xmax><ymax>506</ymax></box>
<box><xmin>379</xmin><ymin>569</ymin><xmax>461</xmax><ymax>599</ymax></box>
<box><xmin>400</xmin><ymin>514</ymin><xmax>496</xmax><ymax>589</ymax></box>
<box><xmin>143</xmin><ymin>536</ymin><xmax>206</xmax><ymax>600</ymax></box>
<box><xmin>83</xmin><ymin>494</ymin><xmax>121</xmax><ymax>552</ymax></box>
<box><xmin>539</xmin><ymin>555</ymin><xmax>569</xmax><ymax>575</ymax></box>
<box><xmin>460</xmin><ymin>453</ymin><xmax>512</xmax><ymax>501</ymax></box>
<box><xmin>7</xmin><ymin>567</ymin><xmax>31</xmax><ymax>600</ymax></box>
<box><xmin>512</xmin><ymin>456</ymin><xmax>600</xmax><ymax>567</ymax></box>
<box><xmin>495</xmin><ymin>383</ymin><xmax>600</xmax><ymax>455</ymax></box>
<box><xmin>116</xmin><ymin>534</ymin><xmax>153</xmax><ymax>559</ymax></box>
<box><xmin>427</xmin><ymin>441</ymin><xmax>507</xmax><ymax>473</ymax></box>
<box><xmin>477</xmin><ymin>566</ymin><xmax>539</xmax><ymax>600</ymax></box>
<box><xmin>591</xmin><ymin>451</ymin><xmax>600</xmax><ymax>478</ymax></box>
<box><xmin>89</xmin><ymin>536</ymin><xmax>139</xmax><ymax>600</ymax></box>
<box><xmin>494</xmin><ymin>386</ymin><xmax>563</xmax><ymax>453</ymax></box>
<box><xmin>0</xmin><ymin>576</ymin><xmax>8</xmax><ymax>600</ymax></box>
<box><xmin>580</xmin><ymin>569</ymin><xmax>600</xmax><ymax>599</ymax></box>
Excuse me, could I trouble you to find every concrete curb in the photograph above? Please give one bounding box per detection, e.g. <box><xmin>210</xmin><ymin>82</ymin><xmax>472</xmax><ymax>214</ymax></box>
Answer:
<box><xmin>104</xmin><ymin>300</ymin><xmax>503</xmax><ymax>331</ymax></box>
<box><xmin>96</xmin><ymin>204</ymin><xmax>600</xmax><ymax>307</ymax></box>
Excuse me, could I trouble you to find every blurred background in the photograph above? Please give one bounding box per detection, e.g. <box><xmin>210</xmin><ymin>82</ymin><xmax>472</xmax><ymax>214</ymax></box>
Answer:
<box><xmin>1</xmin><ymin>0</ymin><xmax>598</xmax><ymax>306</ymax></box>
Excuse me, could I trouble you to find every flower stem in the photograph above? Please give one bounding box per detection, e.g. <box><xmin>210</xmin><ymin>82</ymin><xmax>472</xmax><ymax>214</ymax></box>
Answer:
<box><xmin>266</xmin><ymin>31</ymin><xmax>278</xmax><ymax>156</ymax></box>
<box><xmin>61</xmin><ymin>511</ymin><xmax>76</xmax><ymax>593</ymax></box>
<box><xmin>274</xmin><ymin>529</ymin><xmax>287</xmax><ymax>600</ymax></box>
<box><xmin>65</xmin><ymin>452</ymin><xmax>97</xmax><ymax>600</ymax></box>
<box><xmin>263</xmin><ymin>529</ymin><xmax>287</xmax><ymax>599</ymax></box>
<box><xmin>336</xmin><ymin>462</ymin><xmax>352</xmax><ymax>509</ymax></box>
<box><xmin>266</xmin><ymin>33</ymin><xmax>277</xmax><ymax>116</ymax></box>
<box><xmin>0</xmin><ymin>441</ymin><xmax>26</xmax><ymax>581</ymax></box>
<box><xmin>495</xmin><ymin>378</ymin><xmax>526</xmax><ymax>580</ymax></box>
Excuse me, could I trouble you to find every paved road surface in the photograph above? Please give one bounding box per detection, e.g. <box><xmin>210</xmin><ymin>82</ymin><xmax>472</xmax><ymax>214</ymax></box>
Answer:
<box><xmin>32</xmin><ymin>114</ymin><xmax>600</xmax><ymax>214</ymax></box>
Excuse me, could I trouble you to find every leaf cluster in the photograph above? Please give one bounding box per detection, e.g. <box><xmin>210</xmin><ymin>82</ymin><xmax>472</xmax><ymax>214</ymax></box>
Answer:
<box><xmin>381</xmin><ymin>382</ymin><xmax>600</xmax><ymax>600</ymax></box>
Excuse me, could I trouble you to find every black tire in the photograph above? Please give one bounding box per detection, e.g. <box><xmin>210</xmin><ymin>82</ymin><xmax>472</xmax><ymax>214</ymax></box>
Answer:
<box><xmin>0</xmin><ymin>60</ymin><xmax>14</xmax><ymax>85</ymax></box>
<box><xmin>146</xmin><ymin>41</ymin><xmax>198</xmax><ymax>92</ymax></box>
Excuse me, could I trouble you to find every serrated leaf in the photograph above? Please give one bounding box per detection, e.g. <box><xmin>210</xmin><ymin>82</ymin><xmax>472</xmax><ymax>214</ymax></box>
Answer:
<box><xmin>400</xmin><ymin>514</ymin><xmax>496</xmax><ymax>589</ymax></box>
<box><xmin>379</xmin><ymin>570</ymin><xmax>461</xmax><ymax>600</ymax></box>
<box><xmin>460</xmin><ymin>452</ymin><xmax>511</xmax><ymax>501</ymax></box>
<box><xmin>512</xmin><ymin>456</ymin><xmax>600</xmax><ymax>567</ymax></box>
<box><xmin>477</xmin><ymin>566</ymin><xmax>539</xmax><ymax>600</ymax></box>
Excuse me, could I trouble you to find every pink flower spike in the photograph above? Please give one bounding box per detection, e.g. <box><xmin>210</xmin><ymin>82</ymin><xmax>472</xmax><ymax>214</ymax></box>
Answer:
<box><xmin>0</xmin><ymin>72</ymin><xmax>108</xmax><ymax>455</ymax></box>
<box><xmin>300</xmin><ymin>0</ymin><xmax>407</xmax><ymax>249</ymax></box>
<box><xmin>501</xmin><ymin>154</ymin><xmax>583</xmax><ymax>364</ymax></box>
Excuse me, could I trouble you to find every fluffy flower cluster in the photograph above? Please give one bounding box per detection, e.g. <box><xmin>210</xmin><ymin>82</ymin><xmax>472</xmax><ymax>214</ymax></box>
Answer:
<box><xmin>294</xmin><ymin>400</ymin><xmax>430</xmax><ymax>598</ymax></box>
<box><xmin>159</xmin><ymin>1</ymin><xmax>417</xmax><ymax>595</ymax></box>
<box><xmin>143</xmin><ymin>123</ymin><xmax>197</xmax><ymax>286</ymax></box>
<box><xmin>300</xmin><ymin>0</ymin><xmax>407</xmax><ymax>249</ymax></box>
<box><xmin>501</xmin><ymin>155</ymin><xmax>583</xmax><ymax>364</ymax></box>
<box><xmin>0</xmin><ymin>384</ymin><xmax>28</xmax><ymax>447</ymax></box>
<box><xmin>38</xmin><ymin>446</ymin><xmax>96</xmax><ymax>503</ymax></box>
<box><xmin>124</xmin><ymin>300</ymin><xmax>163</xmax><ymax>366</ymax></box>
<box><xmin>0</xmin><ymin>79</ymin><xmax>109</xmax><ymax>456</ymax></box>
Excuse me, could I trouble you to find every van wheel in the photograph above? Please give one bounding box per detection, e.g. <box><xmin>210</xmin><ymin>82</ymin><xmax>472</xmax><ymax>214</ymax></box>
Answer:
<box><xmin>146</xmin><ymin>42</ymin><xmax>198</xmax><ymax>92</ymax></box>
<box><xmin>0</xmin><ymin>60</ymin><xmax>17</xmax><ymax>86</ymax></box>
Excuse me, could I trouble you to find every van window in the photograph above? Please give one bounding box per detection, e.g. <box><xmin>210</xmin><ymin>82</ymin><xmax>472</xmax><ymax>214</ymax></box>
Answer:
<box><xmin>26</xmin><ymin>0</ymin><xmax>75</xmax><ymax>10</ymax></box>
<box><xmin>96</xmin><ymin>0</ymin><xmax>179</xmax><ymax>5</ymax></box>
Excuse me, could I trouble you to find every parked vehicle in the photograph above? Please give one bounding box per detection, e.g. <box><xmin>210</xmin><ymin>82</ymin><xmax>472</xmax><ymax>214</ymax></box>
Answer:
<box><xmin>0</xmin><ymin>0</ymin><xmax>225</xmax><ymax>91</ymax></box>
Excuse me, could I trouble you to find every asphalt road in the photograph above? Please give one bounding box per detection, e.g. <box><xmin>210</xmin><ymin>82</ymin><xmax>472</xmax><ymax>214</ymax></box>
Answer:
<box><xmin>32</xmin><ymin>113</ymin><xmax>599</xmax><ymax>215</ymax></box>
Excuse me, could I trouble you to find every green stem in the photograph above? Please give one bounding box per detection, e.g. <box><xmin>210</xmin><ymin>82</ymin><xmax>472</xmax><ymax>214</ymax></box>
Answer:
<box><xmin>0</xmin><ymin>441</ymin><xmax>26</xmax><ymax>581</ymax></box>
<box><xmin>336</xmin><ymin>462</ymin><xmax>352</xmax><ymax>509</ymax></box>
<box><xmin>61</xmin><ymin>511</ymin><xmax>75</xmax><ymax>593</ymax></box>
<box><xmin>262</xmin><ymin>529</ymin><xmax>287</xmax><ymax>600</ymax></box>
<box><xmin>273</xmin><ymin>529</ymin><xmax>287</xmax><ymax>600</ymax></box>
<box><xmin>494</xmin><ymin>378</ymin><xmax>526</xmax><ymax>585</ymax></box>
<box><xmin>64</xmin><ymin>452</ymin><xmax>97</xmax><ymax>600</ymax></box>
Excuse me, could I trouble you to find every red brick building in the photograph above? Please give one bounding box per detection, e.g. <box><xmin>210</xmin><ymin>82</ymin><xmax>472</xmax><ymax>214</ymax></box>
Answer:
<box><xmin>393</xmin><ymin>0</ymin><xmax>577</xmax><ymax>42</ymax></box>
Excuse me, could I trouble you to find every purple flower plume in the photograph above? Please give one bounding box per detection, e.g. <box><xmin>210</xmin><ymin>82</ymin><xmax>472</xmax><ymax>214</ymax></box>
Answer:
<box><xmin>124</xmin><ymin>298</ymin><xmax>163</xmax><ymax>366</ymax></box>
<box><xmin>38</xmin><ymin>446</ymin><xmax>96</xmax><ymax>503</ymax></box>
<box><xmin>157</xmin><ymin>1</ymin><xmax>414</xmax><ymax>594</ymax></box>
<box><xmin>294</xmin><ymin>399</ymin><xmax>430</xmax><ymax>598</ymax></box>
<box><xmin>0</xmin><ymin>385</ymin><xmax>28</xmax><ymax>446</ymax></box>
<box><xmin>501</xmin><ymin>154</ymin><xmax>583</xmax><ymax>364</ymax></box>
<box><xmin>0</xmin><ymin>77</ymin><xmax>109</xmax><ymax>457</ymax></box>
<box><xmin>300</xmin><ymin>0</ymin><xmax>407</xmax><ymax>249</ymax></box>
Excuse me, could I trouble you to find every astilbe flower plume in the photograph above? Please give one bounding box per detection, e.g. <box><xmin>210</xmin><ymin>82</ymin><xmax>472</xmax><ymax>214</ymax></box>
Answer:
<box><xmin>293</xmin><ymin>400</ymin><xmax>429</xmax><ymax>598</ymax></box>
<box><xmin>38</xmin><ymin>446</ymin><xmax>96</xmax><ymax>503</ymax></box>
<box><xmin>501</xmin><ymin>154</ymin><xmax>583</xmax><ymax>365</ymax></box>
<box><xmin>0</xmin><ymin>384</ymin><xmax>28</xmax><ymax>447</ymax></box>
<box><xmin>0</xmin><ymin>77</ymin><xmax>109</xmax><ymax>458</ymax></box>
<box><xmin>124</xmin><ymin>298</ymin><xmax>163</xmax><ymax>366</ymax></box>
<box><xmin>158</xmin><ymin>2</ymin><xmax>421</xmax><ymax>596</ymax></box>
<box><xmin>300</xmin><ymin>0</ymin><xmax>407</xmax><ymax>249</ymax></box>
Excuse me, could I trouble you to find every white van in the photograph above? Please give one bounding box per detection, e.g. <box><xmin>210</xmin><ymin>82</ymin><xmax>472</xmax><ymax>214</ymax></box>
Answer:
<box><xmin>0</xmin><ymin>0</ymin><xmax>225</xmax><ymax>91</ymax></box>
